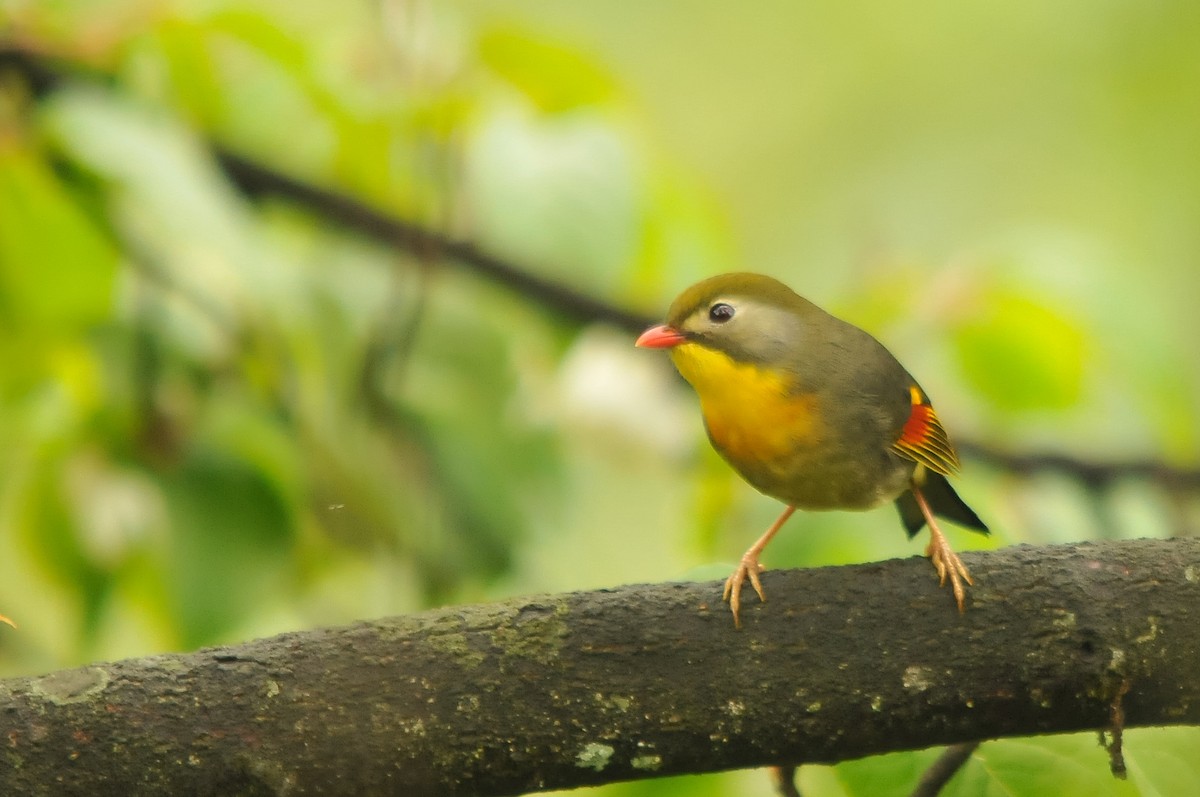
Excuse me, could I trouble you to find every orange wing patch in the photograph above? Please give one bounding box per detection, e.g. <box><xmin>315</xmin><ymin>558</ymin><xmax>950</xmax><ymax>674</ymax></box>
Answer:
<box><xmin>891</xmin><ymin>385</ymin><xmax>961</xmax><ymax>475</ymax></box>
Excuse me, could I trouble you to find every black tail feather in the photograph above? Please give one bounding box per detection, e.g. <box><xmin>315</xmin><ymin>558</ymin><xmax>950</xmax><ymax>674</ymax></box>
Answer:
<box><xmin>894</xmin><ymin>471</ymin><xmax>989</xmax><ymax>539</ymax></box>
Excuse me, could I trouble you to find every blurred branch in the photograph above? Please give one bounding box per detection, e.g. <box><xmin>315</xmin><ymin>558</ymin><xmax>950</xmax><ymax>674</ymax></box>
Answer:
<box><xmin>4</xmin><ymin>43</ymin><xmax>1200</xmax><ymax>497</ymax></box>
<box><xmin>3</xmin><ymin>538</ymin><xmax>1199</xmax><ymax>796</ymax></box>
<box><xmin>956</xmin><ymin>441</ymin><xmax>1200</xmax><ymax>492</ymax></box>
<box><xmin>213</xmin><ymin>149</ymin><xmax>655</xmax><ymax>331</ymax></box>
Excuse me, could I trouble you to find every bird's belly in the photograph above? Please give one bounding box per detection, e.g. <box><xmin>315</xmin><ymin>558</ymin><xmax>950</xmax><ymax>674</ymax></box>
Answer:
<box><xmin>763</xmin><ymin>454</ymin><xmax>912</xmax><ymax>511</ymax></box>
<box><xmin>702</xmin><ymin>393</ymin><xmax>820</xmax><ymax>473</ymax></box>
<box><xmin>673</xmin><ymin>342</ymin><xmax>910</xmax><ymax>510</ymax></box>
<box><xmin>706</xmin><ymin>409</ymin><xmax>910</xmax><ymax>511</ymax></box>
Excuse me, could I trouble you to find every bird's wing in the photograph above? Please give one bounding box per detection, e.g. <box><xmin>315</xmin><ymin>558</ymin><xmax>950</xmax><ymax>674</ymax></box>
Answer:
<box><xmin>890</xmin><ymin>385</ymin><xmax>961</xmax><ymax>476</ymax></box>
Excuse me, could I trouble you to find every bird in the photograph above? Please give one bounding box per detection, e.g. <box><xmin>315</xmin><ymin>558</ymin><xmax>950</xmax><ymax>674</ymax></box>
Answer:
<box><xmin>635</xmin><ymin>272</ymin><xmax>988</xmax><ymax>627</ymax></box>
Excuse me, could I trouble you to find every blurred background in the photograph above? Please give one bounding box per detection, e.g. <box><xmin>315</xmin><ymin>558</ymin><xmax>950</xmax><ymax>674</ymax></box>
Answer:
<box><xmin>1</xmin><ymin>1</ymin><xmax>1198</xmax><ymax>795</ymax></box>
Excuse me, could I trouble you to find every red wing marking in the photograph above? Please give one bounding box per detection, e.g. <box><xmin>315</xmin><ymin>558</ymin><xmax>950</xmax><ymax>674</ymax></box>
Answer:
<box><xmin>890</xmin><ymin>385</ymin><xmax>961</xmax><ymax>475</ymax></box>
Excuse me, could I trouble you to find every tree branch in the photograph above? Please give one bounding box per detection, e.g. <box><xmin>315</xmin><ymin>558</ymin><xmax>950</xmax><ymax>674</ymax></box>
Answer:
<box><xmin>2</xmin><ymin>538</ymin><xmax>1197</xmax><ymax>796</ymax></box>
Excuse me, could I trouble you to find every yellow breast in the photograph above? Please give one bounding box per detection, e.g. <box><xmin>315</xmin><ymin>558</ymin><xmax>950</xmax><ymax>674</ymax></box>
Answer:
<box><xmin>669</xmin><ymin>342</ymin><xmax>820</xmax><ymax>468</ymax></box>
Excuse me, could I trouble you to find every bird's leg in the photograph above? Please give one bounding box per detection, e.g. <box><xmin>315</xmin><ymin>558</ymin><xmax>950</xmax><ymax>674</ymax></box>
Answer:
<box><xmin>0</xmin><ymin>613</ymin><xmax>13</xmax><ymax>629</ymax></box>
<box><xmin>722</xmin><ymin>505</ymin><xmax>796</xmax><ymax>627</ymax></box>
<box><xmin>911</xmin><ymin>484</ymin><xmax>973</xmax><ymax>612</ymax></box>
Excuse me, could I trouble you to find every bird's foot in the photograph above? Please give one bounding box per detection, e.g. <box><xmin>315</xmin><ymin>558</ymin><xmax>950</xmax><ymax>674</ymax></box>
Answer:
<box><xmin>0</xmin><ymin>613</ymin><xmax>14</xmax><ymax>629</ymax></box>
<box><xmin>925</xmin><ymin>526</ymin><xmax>973</xmax><ymax>613</ymax></box>
<box><xmin>722</xmin><ymin>552</ymin><xmax>767</xmax><ymax>628</ymax></box>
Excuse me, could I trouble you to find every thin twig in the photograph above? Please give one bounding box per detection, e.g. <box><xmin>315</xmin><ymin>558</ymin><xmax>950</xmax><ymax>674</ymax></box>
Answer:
<box><xmin>1103</xmin><ymin>678</ymin><xmax>1131</xmax><ymax>779</ymax></box>
<box><xmin>909</xmin><ymin>742</ymin><xmax>980</xmax><ymax>797</ymax></box>
<box><xmin>770</xmin><ymin>765</ymin><xmax>801</xmax><ymax>797</ymax></box>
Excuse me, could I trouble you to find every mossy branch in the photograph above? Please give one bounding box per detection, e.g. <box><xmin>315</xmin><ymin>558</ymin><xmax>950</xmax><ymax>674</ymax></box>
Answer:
<box><xmin>2</xmin><ymin>538</ymin><xmax>1198</xmax><ymax>796</ymax></box>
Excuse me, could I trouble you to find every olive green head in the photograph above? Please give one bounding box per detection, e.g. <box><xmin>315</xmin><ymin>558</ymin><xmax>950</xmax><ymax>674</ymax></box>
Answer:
<box><xmin>660</xmin><ymin>272</ymin><xmax>830</xmax><ymax>366</ymax></box>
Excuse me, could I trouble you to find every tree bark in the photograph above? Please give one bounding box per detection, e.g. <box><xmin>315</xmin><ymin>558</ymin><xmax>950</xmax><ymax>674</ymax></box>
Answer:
<box><xmin>1</xmin><ymin>538</ymin><xmax>1197</xmax><ymax>796</ymax></box>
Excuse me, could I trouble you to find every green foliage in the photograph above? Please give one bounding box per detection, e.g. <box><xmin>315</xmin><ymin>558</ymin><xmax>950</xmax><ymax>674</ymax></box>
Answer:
<box><xmin>818</xmin><ymin>728</ymin><xmax>1200</xmax><ymax>797</ymax></box>
<box><xmin>952</xmin><ymin>287</ymin><xmax>1086</xmax><ymax>413</ymax></box>
<box><xmin>479</xmin><ymin>27</ymin><xmax>619</xmax><ymax>112</ymax></box>
<box><xmin>1</xmin><ymin>1</ymin><xmax>1199</xmax><ymax>795</ymax></box>
<box><xmin>160</xmin><ymin>448</ymin><xmax>294</xmax><ymax>648</ymax></box>
<box><xmin>0</xmin><ymin>136</ymin><xmax>117</xmax><ymax>334</ymax></box>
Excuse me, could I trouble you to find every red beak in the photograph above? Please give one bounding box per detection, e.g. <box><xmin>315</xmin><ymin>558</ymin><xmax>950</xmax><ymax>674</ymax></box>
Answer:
<box><xmin>635</xmin><ymin>324</ymin><xmax>687</xmax><ymax>348</ymax></box>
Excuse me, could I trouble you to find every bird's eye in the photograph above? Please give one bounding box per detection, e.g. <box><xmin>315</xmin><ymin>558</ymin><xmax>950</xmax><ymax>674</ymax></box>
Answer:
<box><xmin>709</xmin><ymin>302</ymin><xmax>735</xmax><ymax>323</ymax></box>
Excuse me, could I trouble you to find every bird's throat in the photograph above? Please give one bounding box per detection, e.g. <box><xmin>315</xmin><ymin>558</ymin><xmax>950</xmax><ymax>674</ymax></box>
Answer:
<box><xmin>669</xmin><ymin>343</ymin><xmax>820</xmax><ymax>468</ymax></box>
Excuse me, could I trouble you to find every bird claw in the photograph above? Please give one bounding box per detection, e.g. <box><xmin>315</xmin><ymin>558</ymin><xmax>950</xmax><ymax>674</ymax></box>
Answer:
<box><xmin>925</xmin><ymin>531</ymin><xmax>973</xmax><ymax>613</ymax></box>
<box><xmin>723</xmin><ymin>555</ymin><xmax>766</xmax><ymax>628</ymax></box>
<box><xmin>718</xmin><ymin>505</ymin><xmax>795</xmax><ymax>628</ymax></box>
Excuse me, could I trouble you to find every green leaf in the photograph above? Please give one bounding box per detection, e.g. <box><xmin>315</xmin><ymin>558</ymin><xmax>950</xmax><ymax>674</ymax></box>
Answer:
<box><xmin>1115</xmin><ymin>726</ymin><xmax>1200</xmax><ymax>797</ymax></box>
<box><xmin>825</xmin><ymin>728</ymin><xmax>1200</xmax><ymax>797</ymax></box>
<box><xmin>161</xmin><ymin>449</ymin><xmax>294</xmax><ymax>647</ymax></box>
<box><xmin>828</xmin><ymin>747</ymin><xmax>942</xmax><ymax>797</ymax></box>
<box><xmin>479</xmin><ymin>27</ymin><xmax>618</xmax><ymax>112</ymax></box>
<box><xmin>952</xmin><ymin>735</ymin><xmax>1138</xmax><ymax>797</ymax></box>
<box><xmin>952</xmin><ymin>289</ymin><xmax>1086</xmax><ymax>413</ymax></box>
<box><xmin>204</xmin><ymin>7</ymin><xmax>310</xmax><ymax>74</ymax></box>
<box><xmin>41</xmin><ymin>87</ymin><xmax>244</xmax><ymax>252</ymax></box>
<box><xmin>149</xmin><ymin>16</ymin><xmax>225</xmax><ymax>128</ymax></box>
<box><xmin>0</xmin><ymin>136</ymin><xmax>118</xmax><ymax>333</ymax></box>
<box><xmin>16</xmin><ymin>446</ymin><xmax>111</xmax><ymax>641</ymax></box>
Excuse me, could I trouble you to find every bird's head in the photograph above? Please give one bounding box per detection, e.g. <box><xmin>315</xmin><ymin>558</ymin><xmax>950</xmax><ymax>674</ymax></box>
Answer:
<box><xmin>636</xmin><ymin>272</ymin><xmax>821</xmax><ymax>366</ymax></box>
